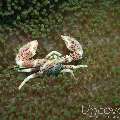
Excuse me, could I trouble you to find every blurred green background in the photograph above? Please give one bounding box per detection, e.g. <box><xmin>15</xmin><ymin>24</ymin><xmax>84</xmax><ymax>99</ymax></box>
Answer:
<box><xmin>0</xmin><ymin>0</ymin><xmax>120</xmax><ymax>119</ymax></box>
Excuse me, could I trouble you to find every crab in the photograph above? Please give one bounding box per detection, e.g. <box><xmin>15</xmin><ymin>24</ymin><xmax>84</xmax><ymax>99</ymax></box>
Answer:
<box><xmin>15</xmin><ymin>35</ymin><xmax>87</xmax><ymax>90</ymax></box>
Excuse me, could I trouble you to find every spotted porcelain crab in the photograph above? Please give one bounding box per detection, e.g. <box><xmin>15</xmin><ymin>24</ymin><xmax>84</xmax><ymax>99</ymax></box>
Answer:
<box><xmin>15</xmin><ymin>35</ymin><xmax>87</xmax><ymax>90</ymax></box>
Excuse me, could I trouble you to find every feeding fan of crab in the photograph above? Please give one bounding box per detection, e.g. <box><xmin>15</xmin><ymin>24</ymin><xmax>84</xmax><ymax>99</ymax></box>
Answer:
<box><xmin>15</xmin><ymin>35</ymin><xmax>87</xmax><ymax>90</ymax></box>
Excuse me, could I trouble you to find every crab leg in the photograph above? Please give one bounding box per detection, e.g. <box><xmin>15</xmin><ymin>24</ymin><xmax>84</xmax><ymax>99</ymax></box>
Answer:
<box><xmin>17</xmin><ymin>68</ymin><xmax>37</xmax><ymax>72</ymax></box>
<box><xmin>63</xmin><ymin>65</ymin><xmax>88</xmax><ymax>69</ymax></box>
<box><xmin>18</xmin><ymin>71</ymin><xmax>43</xmax><ymax>90</ymax></box>
<box><xmin>61</xmin><ymin>69</ymin><xmax>77</xmax><ymax>80</ymax></box>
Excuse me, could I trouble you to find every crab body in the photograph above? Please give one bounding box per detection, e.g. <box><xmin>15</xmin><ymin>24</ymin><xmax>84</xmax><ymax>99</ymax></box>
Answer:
<box><xmin>44</xmin><ymin>63</ymin><xmax>64</xmax><ymax>77</ymax></box>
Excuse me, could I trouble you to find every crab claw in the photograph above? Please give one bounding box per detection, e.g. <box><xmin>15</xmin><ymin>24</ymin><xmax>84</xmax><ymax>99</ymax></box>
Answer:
<box><xmin>61</xmin><ymin>35</ymin><xmax>69</xmax><ymax>43</ymax></box>
<box><xmin>15</xmin><ymin>40</ymin><xmax>38</xmax><ymax>67</ymax></box>
<box><xmin>19</xmin><ymin>40</ymin><xmax>38</xmax><ymax>59</ymax></box>
<box><xmin>61</xmin><ymin>35</ymin><xmax>83</xmax><ymax>56</ymax></box>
